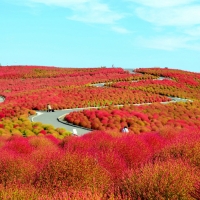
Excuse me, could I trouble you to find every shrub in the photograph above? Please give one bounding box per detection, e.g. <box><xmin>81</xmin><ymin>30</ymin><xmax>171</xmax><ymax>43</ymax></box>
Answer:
<box><xmin>115</xmin><ymin>134</ymin><xmax>152</xmax><ymax>168</ymax></box>
<box><xmin>0</xmin><ymin>151</ymin><xmax>36</xmax><ymax>186</ymax></box>
<box><xmin>190</xmin><ymin>181</ymin><xmax>200</xmax><ymax>200</ymax></box>
<box><xmin>2</xmin><ymin>136</ymin><xmax>34</xmax><ymax>155</ymax></box>
<box><xmin>34</xmin><ymin>152</ymin><xmax>112</xmax><ymax>196</ymax></box>
<box><xmin>118</xmin><ymin>159</ymin><xmax>197</xmax><ymax>200</ymax></box>
<box><xmin>0</xmin><ymin>182</ymin><xmax>40</xmax><ymax>200</ymax></box>
<box><xmin>153</xmin><ymin>130</ymin><xmax>200</xmax><ymax>168</ymax></box>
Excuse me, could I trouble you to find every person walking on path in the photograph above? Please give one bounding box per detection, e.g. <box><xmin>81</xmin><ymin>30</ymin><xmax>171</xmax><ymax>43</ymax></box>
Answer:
<box><xmin>47</xmin><ymin>104</ymin><xmax>52</xmax><ymax>112</ymax></box>
<box><xmin>122</xmin><ymin>126</ymin><xmax>129</xmax><ymax>133</ymax></box>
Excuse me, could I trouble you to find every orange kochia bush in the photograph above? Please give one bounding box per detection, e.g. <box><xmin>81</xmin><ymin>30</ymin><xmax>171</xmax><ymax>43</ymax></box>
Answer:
<box><xmin>134</xmin><ymin>67</ymin><xmax>200</xmax><ymax>82</ymax></box>
<box><xmin>65</xmin><ymin>101</ymin><xmax>200</xmax><ymax>134</ymax></box>
<box><xmin>134</xmin><ymin>67</ymin><xmax>200</xmax><ymax>89</ymax></box>
<box><xmin>110</xmin><ymin>79</ymin><xmax>196</xmax><ymax>99</ymax></box>
<box><xmin>0</xmin><ymin>66</ymin><xmax>130</xmax><ymax>79</ymax></box>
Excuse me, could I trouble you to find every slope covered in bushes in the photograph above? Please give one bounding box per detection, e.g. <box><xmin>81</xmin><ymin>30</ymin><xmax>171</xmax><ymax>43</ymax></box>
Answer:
<box><xmin>0</xmin><ymin>66</ymin><xmax>200</xmax><ymax>199</ymax></box>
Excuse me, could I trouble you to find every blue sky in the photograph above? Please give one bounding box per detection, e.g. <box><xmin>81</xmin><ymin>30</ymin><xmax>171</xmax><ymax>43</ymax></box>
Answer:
<box><xmin>1</xmin><ymin>0</ymin><xmax>200</xmax><ymax>72</ymax></box>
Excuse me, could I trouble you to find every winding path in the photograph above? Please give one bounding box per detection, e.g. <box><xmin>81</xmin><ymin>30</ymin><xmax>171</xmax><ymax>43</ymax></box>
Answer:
<box><xmin>0</xmin><ymin>75</ymin><xmax>192</xmax><ymax>136</ymax></box>
<box><xmin>30</xmin><ymin>108</ymin><xmax>93</xmax><ymax>136</ymax></box>
<box><xmin>30</xmin><ymin>96</ymin><xmax>191</xmax><ymax>136</ymax></box>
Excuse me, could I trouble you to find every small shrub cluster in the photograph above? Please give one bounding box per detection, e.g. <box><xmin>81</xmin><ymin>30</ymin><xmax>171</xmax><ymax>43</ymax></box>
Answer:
<box><xmin>134</xmin><ymin>67</ymin><xmax>200</xmax><ymax>100</ymax></box>
<box><xmin>65</xmin><ymin>101</ymin><xmax>200</xmax><ymax>134</ymax></box>
<box><xmin>0</xmin><ymin>116</ymin><xmax>71</xmax><ymax>139</ymax></box>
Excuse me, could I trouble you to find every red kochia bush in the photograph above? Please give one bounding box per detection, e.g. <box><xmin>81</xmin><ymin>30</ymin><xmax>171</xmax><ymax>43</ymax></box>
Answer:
<box><xmin>191</xmin><ymin>181</ymin><xmax>200</xmax><ymax>200</ymax></box>
<box><xmin>39</xmin><ymin>130</ymin><xmax>47</xmax><ymax>135</ymax></box>
<box><xmin>118</xmin><ymin>159</ymin><xmax>197</xmax><ymax>200</ymax></box>
<box><xmin>61</xmin><ymin>131</ymin><xmax>127</xmax><ymax>180</ymax></box>
<box><xmin>61</xmin><ymin>131</ymin><xmax>171</xmax><ymax>179</ymax></box>
<box><xmin>114</xmin><ymin>134</ymin><xmax>153</xmax><ymax>168</ymax></box>
<box><xmin>33</xmin><ymin>151</ymin><xmax>112</xmax><ymax>196</ymax></box>
<box><xmin>80</xmin><ymin>131</ymin><xmax>128</xmax><ymax>180</ymax></box>
<box><xmin>153</xmin><ymin>129</ymin><xmax>200</xmax><ymax>168</ymax></box>
<box><xmin>2</xmin><ymin>136</ymin><xmax>34</xmax><ymax>155</ymax></box>
<box><xmin>141</xmin><ymin>132</ymin><xmax>167</xmax><ymax>153</ymax></box>
<box><xmin>0</xmin><ymin>150</ymin><xmax>36</xmax><ymax>187</ymax></box>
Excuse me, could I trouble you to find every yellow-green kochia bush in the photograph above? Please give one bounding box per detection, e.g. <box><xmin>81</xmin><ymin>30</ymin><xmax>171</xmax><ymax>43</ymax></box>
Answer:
<box><xmin>0</xmin><ymin>116</ymin><xmax>72</xmax><ymax>138</ymax></box>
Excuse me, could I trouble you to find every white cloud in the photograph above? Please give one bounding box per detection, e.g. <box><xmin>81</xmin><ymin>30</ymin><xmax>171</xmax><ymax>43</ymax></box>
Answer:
<box><xmin>128</xmin><ymin>0</ymin><xmax>196</xmax><ymax>8</ymax></box>
<box><xmin>23</xmin><ymin>0</ymin><xmax>124</xmax><ymax>24</ymax></box>
<box><xmin>68</xmin><ymin>2</ymin><xmax>124</xmax><ymax>24</ymax></box>
<box><xmin>130</xmin><ymin>1</ymin><xmax>200</xmax><ymax>51</ymax></box>
<box><xmin>137</xmin><ymin>36</ymin><xmax>200</xmax><ymax>51</ymax></box>
<box><xmin>111</xmin><ymin>26</ymin><xmax>130</xmax><ymax>33</ymax></box>
<box><xmin>136</xmin><ymin>6</ymin><xmax>200</xmax><ymax>26</ymax></box>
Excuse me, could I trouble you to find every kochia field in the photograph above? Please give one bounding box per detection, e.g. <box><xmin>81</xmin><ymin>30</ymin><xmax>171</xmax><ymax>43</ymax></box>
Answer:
<box><xmin>0</xmin><ymin>65</ymin><xmax>199</xmax><ymax>199</ymax></box>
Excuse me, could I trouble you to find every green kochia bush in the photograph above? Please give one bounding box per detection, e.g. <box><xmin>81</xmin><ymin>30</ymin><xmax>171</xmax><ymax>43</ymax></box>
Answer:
<box><xmin>0</xmin><ymin>116</ymin><xmax>72</xmax><ymax>138</ymax></box>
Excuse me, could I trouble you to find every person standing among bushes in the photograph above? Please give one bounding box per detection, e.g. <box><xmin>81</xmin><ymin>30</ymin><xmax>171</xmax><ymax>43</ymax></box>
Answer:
<box><xmin>122</xmin><ymin>126</ymin><xmax>129</xmax><ymax>133</ymax></box>
<box><xmin>47</xmin><ymin>104</ymin><xmax>52</xmax><ymax>112</ymax></box>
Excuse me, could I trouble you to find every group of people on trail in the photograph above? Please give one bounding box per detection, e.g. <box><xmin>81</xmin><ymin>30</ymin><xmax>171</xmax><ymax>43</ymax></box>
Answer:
<box><xmin>47</xmin><ymin>104</ymin><xmax>54</xmax><ymax>112</ymax></box>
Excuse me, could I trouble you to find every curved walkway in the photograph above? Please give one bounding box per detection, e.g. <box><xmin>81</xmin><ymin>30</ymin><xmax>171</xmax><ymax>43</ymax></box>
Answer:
<box><xmin>30</xmin><ymin>97</ymin><xmax>192</xmax><ymax>136</ymax></box>
<box><xmin>0</xmin><ymin>78</ymin><xmax>193</xmax><ymax>136</ymax></box>
<box><xmin>30</xmin><ymin>108</ymin><xmax>93</xmax><ymax>136</ymax></box>
<box><xmin>30</xmin><ymin>73</ymin><xmax>193</xmax><ymax>136</ymax></box>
